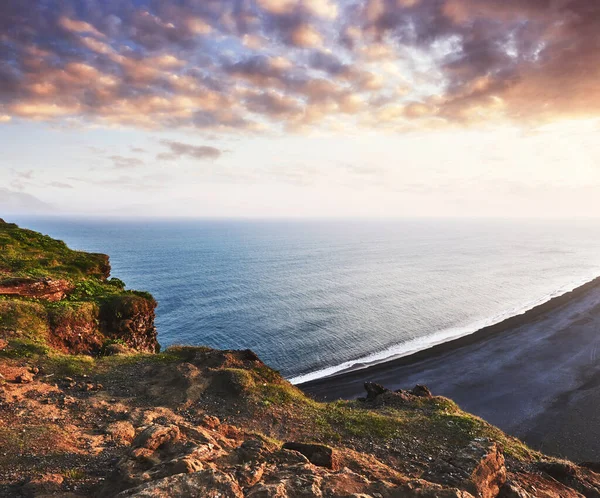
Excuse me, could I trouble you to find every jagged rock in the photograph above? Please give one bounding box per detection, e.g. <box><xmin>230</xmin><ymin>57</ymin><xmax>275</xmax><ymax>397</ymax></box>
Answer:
<box><xmin>115</xmin><ymin>468</ymin><xmax>244</xmax><ymax>497</ymax></box>
<box><xmin>132</xmin><ymin>424</ymin><xmax>180</xmax><ymax>451</ymax></box>
<box><xmin>423</xmin><ymin>440</ymin><xmax>506</xmax><ymax>498</ymax></box>
<box><xmin>410</xmin><ymin>384</ymin><xmax>433</xmax><ymax>398</ymax></box>
<box><xmin>364</xmin><ymin>382</ymin><xmax>388</xmax><ymax>400</ymax></box>
<box><xmin>282</xmin><ymin>442</ymin><xmax>339</xmax><ymax>470</ymax></box>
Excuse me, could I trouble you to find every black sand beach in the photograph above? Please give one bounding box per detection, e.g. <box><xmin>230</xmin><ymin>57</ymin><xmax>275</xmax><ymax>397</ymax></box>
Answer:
<box><xmin>299</xmin><ymin>276</ymin><xmax>600</xmax><ymax>461</ymax></box>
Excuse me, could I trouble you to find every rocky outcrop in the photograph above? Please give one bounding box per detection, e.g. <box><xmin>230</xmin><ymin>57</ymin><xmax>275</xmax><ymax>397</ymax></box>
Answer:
<box><xmin>282</xmin><ymin>442</ymin><xmax>339</xmax><ymax>469</ymax></box>
<box><xmin>99</xmin><ymin>295</ymin><xmax>159</xmax><ymax>353</ymax></box>
<box><xmin>423</xmin><ymin>440</ymin><xmax>506</xmax><ymax>498</ymax></box>
<box><xmin>0</xmin><ymin>277</ymin><xmax>74</xmax><ymax>302</ymax></box>
<box><xmin>361</xmin><ymin>381</ymin><xmax>434</xmax><ymax>407</ymax></box>
<box><xmin>102</xmin><ymin>421</ymin><xmax>483</xmax><ymax>498</ymax></box>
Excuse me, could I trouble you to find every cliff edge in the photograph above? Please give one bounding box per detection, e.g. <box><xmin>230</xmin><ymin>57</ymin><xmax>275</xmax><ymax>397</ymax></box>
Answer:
<box><xmin>1</xmin><ymin>221</ymin><xmax>599</xmax><ymax>498</ymax></box>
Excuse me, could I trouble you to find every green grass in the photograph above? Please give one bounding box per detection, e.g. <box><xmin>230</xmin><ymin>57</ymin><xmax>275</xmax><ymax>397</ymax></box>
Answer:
<box><xmin>0</xmin><ymin>222</ymin><xmax>109</xmax><ymax>281</ymax></box>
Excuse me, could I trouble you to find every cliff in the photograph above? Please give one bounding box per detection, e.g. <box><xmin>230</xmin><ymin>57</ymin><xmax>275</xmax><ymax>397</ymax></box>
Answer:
<box><xmin>1</xmin><ymin>221</ymin><xmax>600</xmax><ymax>497</ymax></box>
<box><xmin>0</xmin><ymin>219</ymin><xmax>158</xmax><ymax>355</ymax></box>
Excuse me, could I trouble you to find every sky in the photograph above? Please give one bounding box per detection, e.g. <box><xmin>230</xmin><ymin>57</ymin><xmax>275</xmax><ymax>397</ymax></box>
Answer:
<box><xmin>1</xmin><ymin>0</ymin><xmax>600</xmax><ymax>218</ymax></box>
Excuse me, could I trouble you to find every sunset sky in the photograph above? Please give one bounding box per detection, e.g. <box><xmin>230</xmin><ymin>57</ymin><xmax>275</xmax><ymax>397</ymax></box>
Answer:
<box><xmin>2</xmin><ymin>0</ymin><xmax>600</xmax><ymax>218</ymax></box>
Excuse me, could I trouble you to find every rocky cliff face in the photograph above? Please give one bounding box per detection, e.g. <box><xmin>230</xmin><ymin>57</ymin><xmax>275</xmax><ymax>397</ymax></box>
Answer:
<box><xmin>0</xmin><ymin>221</ymin><xmax>158</xmax><ymax>355</ymax></box>
<box><xmin>99</xmin><ymin>296</ymin><xmax>158</xmax><ymax>353</ymax></box>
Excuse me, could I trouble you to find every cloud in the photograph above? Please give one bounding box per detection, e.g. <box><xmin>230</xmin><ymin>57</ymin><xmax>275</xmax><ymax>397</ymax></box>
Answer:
<box><xmin>109</xmin><ymin>156</ymin><xmax>145</xmax><ymax>169</ymax></box>
<box><xmin>0</xmin><ymin>188</ymin><xmax>52</xmax><ymax>214</ymax></box>
<box><xmin>1</xmin><ymin>0</ymin><xmax>599</xmax><ymax>132</ymax></box>
<box><xmin>47</xmin><ymin>181</ymin><xmax>74</xmax><ymax>189</ymax></box>
<box><xmin>158</xmin><ymin>141</ymin><xmax>223</xmax><ymax>161</ymax></box>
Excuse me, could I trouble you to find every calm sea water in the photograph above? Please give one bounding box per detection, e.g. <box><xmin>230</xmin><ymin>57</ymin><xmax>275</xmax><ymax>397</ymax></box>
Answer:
<box><xmin>10</xmin><ymin>217</ymin><xmax>600</xmax><ymax>382</ymax></box>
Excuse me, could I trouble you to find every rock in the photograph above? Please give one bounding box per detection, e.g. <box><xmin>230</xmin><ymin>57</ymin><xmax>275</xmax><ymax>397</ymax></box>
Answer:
<box><xmin>364</xmin><ymin>382</ymin><xmax>388</xmax><ymax>400</ymax></box>
<box><xmin>105</xmin><ymin>421</ymin><xmax>136</xmax><ymax>445</ymax></box>
<box><xmin>132</xmin><ymin>424</ymin><xmax>180</xmax><ymax>451</ymax></box>
<box><xmin>16</xmin><ymin>371</ymin><xmax>35</xmax><ymax>383</ymax></box>
<box><xmin>247</xmin><ymin>483</ymin><xmax>288</xmax><ymax>497</ymax></box>
<box><xmin>537</xmin><ymin>460</ymin><xmax>578</xmax><ymax>480</ymax></box>
<box><xmin>0</xmin><ymin>277</ymin><xmax>74</xmax><ymax>302</ymax></box>
<box><xmin>99</xmin><ymin>295</ymin><xmax>158</xmax><ymax>354</ymax></box>
<box><xmin>498</xmin><ymin>481</ymin><xmax>534</xmax><ymax>497</ymax></box>
<box><xmin>410</xmin><ymin>384</ymin><xmax>433</xmax><ymax>398</ymax></box>
<box><xmin>271</xmin><ymin>448</ymin><xmax>311</xmax><ymax>466</ymax></box>
<box><xmin>236</xmin><ymin>462</ymin><xmax>266</xmax><ymax>488</ymax></box>
<box><xmin>148</xmin><ymin>455</ymin><xmax>205</xmax><ymax>479</ymax></box>
<box><xmin>200</xmin><ymin>414</ymin><xmax>220</xmax><ymax>429</ymax></box>
<box><xmin>115</xmin><ymin>468</ymin><xmax>244</xmax><ymax>497</ymax></box>
<box><xmin>236</xmin><ymin>439</ymin><xmax>267</xmax><ymax>463</ymax></box>
<box><xmin>22</xmin><ymin>473</ymin><xmax>64</xmax><ymax>496</ymax></box>
<box><xmin>0</xmin><ymin>338</ymin><xmax>7</xmax><ymax>351</ymax></box>
<box><xmin>282</xmin><ymin>442</ymin><xmax>339</xmax><ymax>470</ymax></box>
<box><xmin>423</xmin><ymin>441</ymin><xmax>506</xmax><ymax>498</ymax></box>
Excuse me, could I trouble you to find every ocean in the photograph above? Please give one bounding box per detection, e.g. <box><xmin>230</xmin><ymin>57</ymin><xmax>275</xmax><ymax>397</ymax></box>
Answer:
<box><xmin>10</xmin><ymin>217</ymin><xmax>600</xmax><ymax>383</ymax></box>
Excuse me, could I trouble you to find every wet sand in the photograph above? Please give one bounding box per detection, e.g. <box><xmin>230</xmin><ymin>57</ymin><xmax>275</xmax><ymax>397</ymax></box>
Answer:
<box><xmin>299</xmin><ymin>277</ymin><xmax>600</xmax><ymax>461</ymax></box>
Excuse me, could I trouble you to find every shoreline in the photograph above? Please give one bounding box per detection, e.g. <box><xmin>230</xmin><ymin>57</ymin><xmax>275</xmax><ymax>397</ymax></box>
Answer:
<box><xmin>298</xmin><ymin>274</ymin><xmax>600</xmax><ymax>461</ymax></box>
<box><xmin>298</xmin><ymin>275</ymin><xmax>600</xmax><ymax>393</ymax></box>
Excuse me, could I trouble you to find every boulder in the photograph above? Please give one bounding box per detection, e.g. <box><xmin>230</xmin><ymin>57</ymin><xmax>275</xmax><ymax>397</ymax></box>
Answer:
<box><xmin>132</xmin><ymin>424</ymin><xmax>180</xmax><ymax>451</ymax></box>
<box><xmin>410</xmin><ymin>385</ymin><xmax>433</xmax><ymax>398</ymax></box>
<box><xmin>282</xmin><ymin>442</ymin><xmax>339</xmax><ymax>470</ymax></box>
<box><xmin>364</xmin><ymin>382</ymin><xmax>388</xmax><ymax>400</ymax></box>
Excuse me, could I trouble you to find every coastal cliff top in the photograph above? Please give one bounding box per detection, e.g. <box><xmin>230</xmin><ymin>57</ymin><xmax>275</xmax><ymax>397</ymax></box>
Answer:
<box><xmin>1</xmin><ymin>220</ymin><xmax>600</xmax><ymax>497</ymax></box>
<box><xmin>0</xmin><ymin>219</ymin><xmax>110</xmax><ymax>282</ymax></box>
<box><xmin>0</xmin><ymin>221</ymin><xmax>158</xmax><ymax>357</ymax></box>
